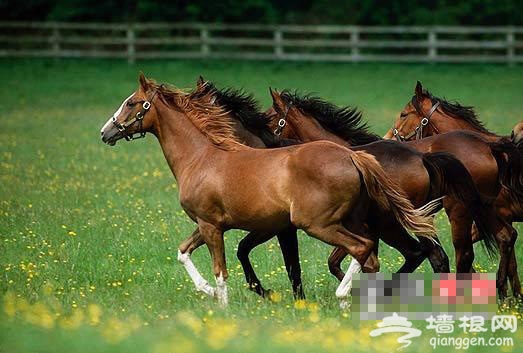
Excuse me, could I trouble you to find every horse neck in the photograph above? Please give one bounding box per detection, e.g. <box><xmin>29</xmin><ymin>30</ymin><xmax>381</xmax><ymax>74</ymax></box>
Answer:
<box><xmin>431</xmin><ymin>112</ymin><xmax>499</xmax><ymax>140</ymax></box>
<box><xmin>152</xmin><ymin>100</ymin><xmax>217</xmax><ymax>179</ymax></box>
<box><xmin>230</xmin><ymin>120</ymin><xmax>266</xmax><ymax>148</ymax></box>
<box><xmin>289</xmin><ymin>112</ymin><xmax>352</xmax><ymax>148</ymax></box>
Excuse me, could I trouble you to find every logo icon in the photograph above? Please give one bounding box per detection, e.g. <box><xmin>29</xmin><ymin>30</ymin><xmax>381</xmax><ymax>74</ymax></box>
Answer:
<box><xmin>369</xmin><ymin>313</ymin><xmax>422</xmax><ymax>351</ymax></box>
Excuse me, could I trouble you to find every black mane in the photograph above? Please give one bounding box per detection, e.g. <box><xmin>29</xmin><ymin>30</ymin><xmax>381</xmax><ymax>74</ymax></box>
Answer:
<box><xmin>422</xmin><ymin>89</ymin><xmax>492</xmax><ymax>134</ymax></box>
<box><xmin>199</xmin><ymin>81</ymin><xmax>271</xmax><ymax>132</ymax></box>
<box><xmin>280</xmin><ymin>90</ymin><xmax>380</xmax><ymax>145</ymax></box>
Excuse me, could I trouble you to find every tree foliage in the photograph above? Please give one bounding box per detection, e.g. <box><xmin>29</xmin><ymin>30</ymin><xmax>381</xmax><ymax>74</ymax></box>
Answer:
<box><xmin>1</xmin><ymin>0</ymin><xmax>522</xmax><ymax>25</ymax></box>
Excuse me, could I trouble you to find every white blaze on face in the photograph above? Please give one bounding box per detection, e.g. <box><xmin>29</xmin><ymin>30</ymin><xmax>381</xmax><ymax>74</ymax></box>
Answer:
<box><xmin>100</xmin><ymin>93</ymin><xmax>135</xmax><ymax>133</ymax></box>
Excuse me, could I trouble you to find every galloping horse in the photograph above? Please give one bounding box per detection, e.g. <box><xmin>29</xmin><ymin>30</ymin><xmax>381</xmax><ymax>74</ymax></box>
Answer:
<box><xmin>184</xmin><ymin>79</ymin><xmax>448</xmax><ymax>299</ymax></box>
<box><xmin>264</xmin><ymin>89</ymin><xmax>496</xmax><ymax>282</ymax></box>
<box><xmin>100</xmin><ymin>74</ymin><xmax>437</xmax><ymax>306</ymax></box>
<box><xmin>385</xmin><ymin>81</ymin><xmax>522</xmax><ymax>298</ymax></box>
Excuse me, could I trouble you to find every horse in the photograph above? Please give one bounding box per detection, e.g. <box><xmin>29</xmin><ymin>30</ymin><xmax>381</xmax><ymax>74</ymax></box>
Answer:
<box><xmin>264</xmin><ymin>89</ymin><xmax>497</xmax><ymax>283</ymax></box>
<box><xmin>100</xmin><ymin>74</ymin><xmax>438</xmax><ymax>306</ymax></box>
<box><xmin>185</xmin><ymin>79</ymin><xmax>449</xmax><ymax>300</ymax></box>
<box><xmin>175</xmin><ymin>78</ymin><xmax>304</xmax><ymax>299</ymax></box>
<box><xmin>384</xmin><ymin>81</ymin><xmax>521</xmax><ymax>298</ymax></box>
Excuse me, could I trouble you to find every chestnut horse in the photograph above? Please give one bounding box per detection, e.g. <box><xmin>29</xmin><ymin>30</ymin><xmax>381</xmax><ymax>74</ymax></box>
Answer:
<box><xmin>385</xmin><ymin>81</ymin><xmax>521</xmax><ymax>298</ymax></box>
<box><xmin>183</xmin><ymin>79</ymin><xmax>448</xmax><ymax>300</ymax></box>
<box><xmin>264</xmin><ymin>89</ymin><xmax>497</xmax><ymax>281</ymax></box>
<box><xmin>100</xmin><ymin>74</ymin><xmax>437</xmax><ymax>306</ymax></box>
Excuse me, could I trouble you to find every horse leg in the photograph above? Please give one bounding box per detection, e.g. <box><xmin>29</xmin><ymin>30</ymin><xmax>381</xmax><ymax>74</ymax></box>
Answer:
<box><xmin>420</xmin><ymin>236</ymin><xmax>450</xmax><ymax>273</ymax></box>
<box><xmin>198</xmin><ymin>220</ymin><xmax>228</xmax><ymax>307</ymax></box>
<box><xmin>378</xmin><ymin>222</ymin><xmax>428</xmax><ymax>273</ymax></box>
<box><xmin>493</xmin><ymin>220</ymin><xmax>517</xmax><ymax>300</ymax></box>
<box><xmin>276</xmin><ymin>228</ymin><xmax>305</xmax><ymax>299</ymax></box>
<box><xmin>303</xmin><ymin>222</ymin><xmax>375</xmax><ymax>301</ymax></box>
<box><xmin>472</xmin><ymin>207</ymin><xmax>516</xmax><ymax>299</ymax></box>
<box><xmin>507</xmin><ymin>244</ymin><xmax>521</xmax><ymax>298</ymax></box>
<box><xmin>177</xmin><ymin>229</ymin><xmax>215</xmax><ymax>297</ymax></box>
<box><xmin>328</xmin><ymin>247</ymin><xmax>348</xmax><ymax>282</ymax></box>
<box><xmin>237</xmin><ymin>231</ymin><xmax>277</xmax><ymax>298</ymax></box>
<box><xmin>444</xmin><ymin>200</ymin><xmax>474</xmax><ymax>273</ymax></box>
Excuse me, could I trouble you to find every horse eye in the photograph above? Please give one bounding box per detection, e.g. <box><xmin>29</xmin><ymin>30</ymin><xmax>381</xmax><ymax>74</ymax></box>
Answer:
<box><xmin>126</xmin><ymin>101</ymin><xmax>135</xmax><ymax>107</ymax></box>
<box><xmin>400</xmin><ymin>112</ymin><xmax>408</xmax><ymax>119</ymax></box>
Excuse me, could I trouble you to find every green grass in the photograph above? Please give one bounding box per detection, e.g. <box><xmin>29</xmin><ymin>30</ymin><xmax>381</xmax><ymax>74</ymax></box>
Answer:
<box><xmin>1</xmin><ymin>59</ymin><xmax>523</xmax><ymax>352</ymax></box>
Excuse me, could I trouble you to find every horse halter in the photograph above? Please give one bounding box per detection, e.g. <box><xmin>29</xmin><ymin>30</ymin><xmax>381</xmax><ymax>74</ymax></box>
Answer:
<box><xmin>273</xmin><ymin>103</ymin><xmax>291</xmax><ymax>136</ymax></box>
<box><xmin>111</xmin><ymin>90</ymin><xmax>157</xmax><ymax>141</ymax></box>
<box><xmin>392</xmin><ymin>97</ymin><xmax>440</xmax><ymax>142</ymax></box>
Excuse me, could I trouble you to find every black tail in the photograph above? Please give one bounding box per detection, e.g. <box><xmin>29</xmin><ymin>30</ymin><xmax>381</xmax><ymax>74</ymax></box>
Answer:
<box><xmin>422</xmin><ymin>152</ymin><xmax>498</xmax><ymax>256</ymax></box>
<box><xmin>489</xmin><ymin>139</ymin><xmax>523</xmax><ymax>202</ymax></box>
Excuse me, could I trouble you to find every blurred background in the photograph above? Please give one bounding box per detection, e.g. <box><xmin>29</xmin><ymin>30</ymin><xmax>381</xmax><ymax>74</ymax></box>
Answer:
<box><xmin>2</xmin><ymin>0</ymin><xmax>523</xmax><ymax>25</ymax></box>
<box><xmin>1</xmin><ymin>2</ymin><xmax>523</xmax><ymax>353</ymax></box>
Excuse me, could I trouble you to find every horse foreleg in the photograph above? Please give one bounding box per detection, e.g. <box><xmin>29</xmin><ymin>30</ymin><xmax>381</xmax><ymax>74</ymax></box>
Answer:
<box><xmin>198</xmin><ymin>220</ymin><xmax>228</xmax><ymax>307</ymax></box>
<box><xmin>177</xmin><ymin>229</ymin><xmax>215</xmax><ymax>297</ymax></box>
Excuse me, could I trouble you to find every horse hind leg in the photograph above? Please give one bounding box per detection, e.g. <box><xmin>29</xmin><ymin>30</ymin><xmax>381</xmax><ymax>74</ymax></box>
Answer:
<box><xmin>276</xmin><ymin>228</ymin><xmax>305</xmax><ymax>299</ymax></box>
<box><xmin>237</xmin><ymin>231</ymin><xmax>277</xmax><ymax>298</ymax></box>
<box><xmin>422</xmin><ymin>236</ymin><xmax>450</xmax><ymax>273</ymax></box>
<box><xmin>303</xmin><ymin>222</ymin><xmax>375</xmax><ymax>301</ymax></box>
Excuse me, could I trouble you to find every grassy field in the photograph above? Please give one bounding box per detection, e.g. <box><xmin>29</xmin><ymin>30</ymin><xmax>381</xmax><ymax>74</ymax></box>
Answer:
<box><xmin>1</xmin><ymin>59</ymin><xmax>523</xmax><ymax>352</ymax></box>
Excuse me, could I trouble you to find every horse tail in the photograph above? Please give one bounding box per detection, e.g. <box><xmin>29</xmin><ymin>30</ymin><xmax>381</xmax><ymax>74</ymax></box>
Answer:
<box><xmin>422</xmin><ymin>152</ymin><xmax>498</xmax><ymax>256</ymax></box>
<box><xmin>349</xmin><ymin>150</ymin><xmax>438</xmax><ymax>238</ymax></box>
<box><xmin>489</xmin><ymin>139</ymin><xmax>523</xmax><ymax>201</ymax></box>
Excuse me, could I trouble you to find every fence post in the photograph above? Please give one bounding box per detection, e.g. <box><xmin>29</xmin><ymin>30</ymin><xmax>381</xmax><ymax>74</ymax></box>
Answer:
<box><xmin>200</xmin><ymin>27</ymin><xmax>210</xmax><ymax>57</ymax></box>
<box><xmin>350</xmin><ymin>28</ymin><xmax>360</xmax><ymax>61</ymax></box>
<box><xmin>428</xmin><ymin>29</ymin><xmax>437</xmax><ymax>63</ymax></box>
<box><xmin>274</xmin><ymin>29</ymin><xmax>283</xmax><ymax>58</ymax></box>
<box><xmin>126</xmin><ymin>25</ymin><xmax>135</xmax><ymax>64</ymax></box>
<box><xmin>51</xmin><ymin>24</ymin><xmax>60</xmax><ymax>59</ymax></box>
<box><xmin>506</xmin><ymin>29</ymin><xmax>515</xmax><ymax>66</ymax></box>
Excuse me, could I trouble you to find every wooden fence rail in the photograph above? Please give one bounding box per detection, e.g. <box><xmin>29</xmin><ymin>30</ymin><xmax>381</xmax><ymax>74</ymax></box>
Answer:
<box><xmin>1</xmin><ymin>22</ymin><xmax>522</xmax><ymax>64</ymax></box>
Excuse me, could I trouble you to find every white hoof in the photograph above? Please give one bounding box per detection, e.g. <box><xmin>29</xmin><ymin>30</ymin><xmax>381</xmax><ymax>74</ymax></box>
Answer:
<box><xmin>215</xmin><ymin>273</ymin><xmax>228</xmax><ymax>307</ymax></box>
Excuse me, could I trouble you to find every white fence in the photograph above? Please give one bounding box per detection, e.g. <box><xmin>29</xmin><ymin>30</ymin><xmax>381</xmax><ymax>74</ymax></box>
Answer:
<box><xmin>1</xmin><ymin>22</ymin><xmax>522</xmax><ymax>64</ymax></box>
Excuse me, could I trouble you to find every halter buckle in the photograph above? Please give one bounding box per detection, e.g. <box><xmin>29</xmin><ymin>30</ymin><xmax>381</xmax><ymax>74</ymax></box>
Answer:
<box><xmin>278</xmin><ymin>119</ymin><xmax>286</xmax><ymax>128</ymax></box>
<box><xmin>143</xmin><ymin>101</ymin><xmax>151</xmax><ymax>110</ymax></box>
<box><xmin>421</xmin><ymin>117</ymin><xmax>429</xmax><ymax>126</ymax></box>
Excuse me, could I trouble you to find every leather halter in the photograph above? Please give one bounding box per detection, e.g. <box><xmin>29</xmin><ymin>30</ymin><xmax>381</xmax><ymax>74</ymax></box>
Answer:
<box><xmin>393</xmin><ymin>97</ymin><xmax>440</xmax><ymax>142</ymax></box>
<box><xmin>274</xmin><ymin>103</ymin><xmax>291</xmax><ymax>136</ymax></box>
<box><xmin>111</xmin><ymin>90</ymin><xmax>157</xmax><ymax>141</ymax></box>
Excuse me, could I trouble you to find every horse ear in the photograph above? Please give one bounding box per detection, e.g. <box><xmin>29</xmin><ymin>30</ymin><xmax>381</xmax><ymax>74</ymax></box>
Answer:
<box><xmin>269</xmin><ymin>88</ymin><xmax>284</xmax><ymax>108</ymax></box>
<box><xmin>196</xmin><ymin>75</ymin><xmax>206</xmax><ymax>88</ymax></box>
<box><xmin>415</xmin><ymin>81</ymin><xmax>424</xmax><ymax>98</ymax></box>
<box><xmin>139</xmin><ymin>72</ymin><xmax>149</xmax><ymax>91</ymax></box>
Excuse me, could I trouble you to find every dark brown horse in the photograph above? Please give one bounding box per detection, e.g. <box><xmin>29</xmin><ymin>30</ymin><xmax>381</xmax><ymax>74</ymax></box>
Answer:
<box><xmin>100</xmin><ymin>74</ymin><xmax>437</xmax><ymax>306</ymax></box>
<box><xmin>264</xmin><ymin>89</ymin><xmax>497</xmax><ymax>282</ymax></box>
<box><xmin>385</xmin><ymin>82</ymin><xmax>521</xmax><ymax>298</ymax></box>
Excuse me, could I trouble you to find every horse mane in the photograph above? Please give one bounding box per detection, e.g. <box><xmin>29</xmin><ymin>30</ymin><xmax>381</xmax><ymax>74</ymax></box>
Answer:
<box><xmin>421</xmin><ymin>89</ymin><xmax>493</xmax><ymax>134</ymax></box>
<box><xmin>199</xmin><ymin>81</ymin><xmax>271</xmax><ymax>131</ymax></box>
<box><xmin>279</xmin><ymin>90</ymin><xmax>381</xmax><ymax>145</ymax></box>
<box><xmin>197</xmin><ymin>80</ymin><xmax>281</xmax><ymax>146</ymax></box>
<box><xmin>150</xmin><ymin>81</ymin><xmax>243</xmax><ymax>150</ymax></box>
